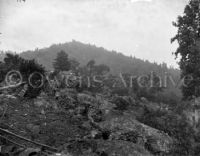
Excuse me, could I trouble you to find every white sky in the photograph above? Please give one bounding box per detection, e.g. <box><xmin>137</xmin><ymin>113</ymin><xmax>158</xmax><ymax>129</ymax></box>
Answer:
<box><xmin>0</xmin><ymin>0</ymin><xmax>188</xmax><ymax>67</ymax></box>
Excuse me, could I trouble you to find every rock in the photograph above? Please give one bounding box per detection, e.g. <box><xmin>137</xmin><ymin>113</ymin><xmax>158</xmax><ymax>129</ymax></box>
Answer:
<box><xmin>34</xmin><ymin>100</ymin><xmax>44</xmax><ymax>107</ymax></box>
<box><xmin>77</xmin><ymin>93</ymin><xmax>98</xmax><ymax>107</ymax></box>
<box><xmin>99</xmin><ymin>100</ymin><xmax>116</xmax><ymax>115</ymax></box>
<box><xmin>59</xmin><ymin>88</ymin><xmax>77</xmax><ymax>97</ymax></box>
<box><xmin>57</xmin><ymin>94</ymin><xmax>75</xmax><ymax>110</ymax></box>
<box><xmin>34</xmin><ymin>98</ymin><xmax>50</xmax><ymax>107</ymax></box>
<box><xmin>97</xmin><ymin>140</ymin><xmax>153</xmax><ymax>156</ymax></box>
<box><xmin>50</xmin><ymin>153</ymin><xmax>72</xmax><ymax>156</ymax></box>
<box><xmin>140</xmin><ymin>97</ymin><xmax>148</xmax><ymax>103</ymax></box>
<box><xmin>18</xmin><ymin>148</ymin><xmax>40</xmax><ymax>156</ymax></box>
<box><xmin>66</xmin><ymin>140</ymin><xmax>97</xmax><ymax>155</ymax></box>
<box><xmin>64</xmin><ymin>139</ymin><xmax>152</xmax><ymax>156</ymax></box>
<box><xmin>122</xmin><ymin>96</ymin><xmax>136</xmax><ymax>105</ymax></box>
<box><xmin>99</xmin><ymin>115</ymin><xmax>173</xmax><ymax>154</ymax></box>
<box><xmin>88</xmin><ymin>107</ymin><xmax>104</xmax><ymax>122</ymax></box>
<box><xmin>0</xmin><ymin>146</ymin><xmax>25</xmax><ymax>156</ymax></box>
<box><xmin>26</xmin><ymin>124</ymin><xmax>40</xmax><ymax>134</ymax></box>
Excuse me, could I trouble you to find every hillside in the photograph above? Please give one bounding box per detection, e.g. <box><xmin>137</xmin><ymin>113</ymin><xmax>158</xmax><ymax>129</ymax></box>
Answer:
<box><xmin>0</xmin><ymin>63</ymin><xmax>194</xmax><ymax>156</ymax></box>
<box><xmin>19</xmin><ymin>40</ymin><xmax>180</xmax><ymax>77</ymax></box>
<box><xmin>1</xmin><ymin>41</ymin><xmax>182</xmax><ymax>100</ymax></box>
<box><xmin>1</xmin><ymin>43</ymin><xmax>195</xmax><ymax>156</ymax></box>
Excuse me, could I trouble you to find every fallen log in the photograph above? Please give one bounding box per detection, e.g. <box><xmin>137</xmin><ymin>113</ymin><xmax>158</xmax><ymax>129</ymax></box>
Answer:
<box><xmin>0</xmin><ymin>128</ymin><xmax>58</xmax><ymax>152</ymax></box>
<box><xmin>0</xmin><ymin>134</ymin><xmax>26</xmax><ymax>148</ymax></box>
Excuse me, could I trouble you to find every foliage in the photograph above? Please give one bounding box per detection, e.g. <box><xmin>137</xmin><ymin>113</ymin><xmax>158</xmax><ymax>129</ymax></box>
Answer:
<box><xmin>84</xmin><ymin>59</ymin><xmax>110</xmax><ymax>76</ymax></box>
<box><xmin>77</xmin><ymin>60</ymin><xmax>110</xmax><ymax>92</ymax></box>
<box><xmin>172</xmin><ymin>0</ymin><xmax>200</xmax><ymax>99</ymax></box>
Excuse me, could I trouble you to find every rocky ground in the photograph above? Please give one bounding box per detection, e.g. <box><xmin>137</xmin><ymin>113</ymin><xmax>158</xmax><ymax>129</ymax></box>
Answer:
<box><xmin>0</xmin><ymin>85</ymin><xmax>177</xmax><ymax>156</ymax></box>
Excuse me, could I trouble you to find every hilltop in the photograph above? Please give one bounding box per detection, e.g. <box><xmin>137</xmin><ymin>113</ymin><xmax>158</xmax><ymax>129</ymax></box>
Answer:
<box><xmin>18</xmin><ymin>40</ymin><xmax>179</xmax><ymax>77</ymax></box>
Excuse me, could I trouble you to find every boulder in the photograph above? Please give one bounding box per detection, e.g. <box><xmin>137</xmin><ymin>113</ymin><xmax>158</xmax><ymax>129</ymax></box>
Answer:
<box><xmin>99</xmin><ymin>100</ymin><xmax>116</xmax><ymax>115</ymax></box>
<box><xmin>77</xmin><ymin>93</ymin><xmax>98</xmax><ymax>107</ymax></box>
<box><xmin>99</xmin><ymin>115</ymin><xmax>173</xmax><ymax>154</ymax></box>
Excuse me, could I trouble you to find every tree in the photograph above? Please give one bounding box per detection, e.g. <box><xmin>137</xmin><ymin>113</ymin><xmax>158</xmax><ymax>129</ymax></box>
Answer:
<box><xmin>1</xmin><ymin>53</ymin><xmax>45</xmax><ymax>98</ymax></box>
<box><xmin>53</xmin><ymin>50</ymin><xmax>71</xmax><ymax>72</ymax></box>
<box><xmin>172</xmin><ymin>0</ymin><xmax>200</xmax><ymax>99</ymax></box>
<box><xmin>0</xmin><ymin>61</ymin><xmax>5</xmax><ymax>83</ymax></box>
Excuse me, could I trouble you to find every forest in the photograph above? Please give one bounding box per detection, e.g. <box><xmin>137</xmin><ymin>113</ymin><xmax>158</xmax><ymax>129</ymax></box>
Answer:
<box><xmin>0</xmin><ymin>40</ymin><xmax>182</xmax><ymax>105</ymax></box>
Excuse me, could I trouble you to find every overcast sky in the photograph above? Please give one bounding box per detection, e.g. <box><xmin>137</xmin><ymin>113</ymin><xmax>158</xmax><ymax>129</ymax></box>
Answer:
<box><xmin>0</xmin><ymin>0</ymin><xmax>188</xmax><ymax>67</ymax></box>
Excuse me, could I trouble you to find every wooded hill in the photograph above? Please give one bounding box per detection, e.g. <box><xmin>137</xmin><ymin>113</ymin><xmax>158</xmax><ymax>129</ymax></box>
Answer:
<box><xmin>0</xmin><ymin>40</ymin><xmax>182</xmax><ymax>101</ymax></box>
<box><xmin>19</xmin><ymin>40</ymin><xmax>179</xmax><ymax>76</ymax></box>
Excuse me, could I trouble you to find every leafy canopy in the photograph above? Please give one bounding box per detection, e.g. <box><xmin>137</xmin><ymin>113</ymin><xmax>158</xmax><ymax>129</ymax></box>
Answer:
<box><xmin>172</xmin><ymin>0</ymin><xmax>200</xmax><ymax>99</ymax></box>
